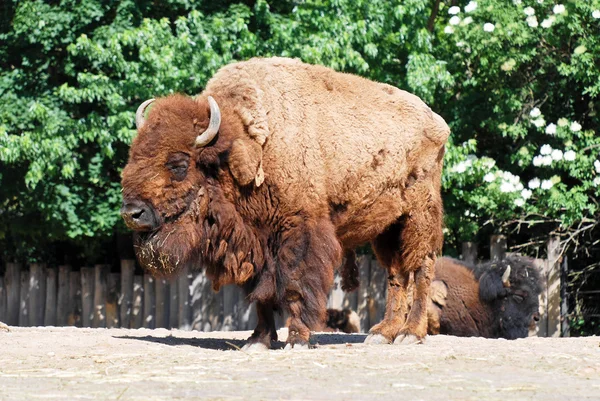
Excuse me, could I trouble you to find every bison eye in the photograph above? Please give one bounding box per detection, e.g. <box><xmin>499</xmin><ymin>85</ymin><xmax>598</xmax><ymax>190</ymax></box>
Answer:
<box><xmin>166</xmin><ymin>153</ymin><xmax>190</xmax><ymax>182</ymax></box>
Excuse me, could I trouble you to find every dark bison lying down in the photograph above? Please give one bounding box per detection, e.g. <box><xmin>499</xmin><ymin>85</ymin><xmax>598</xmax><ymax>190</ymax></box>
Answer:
<box><xmin>428</xmin><ymin>256</ymin><xmax>543</xmax><ymax>339</ymax></box>
<box><xmin>121</xmin><ymin>57</ymin><xmax>449</xmax><ymax>349</ymax></box>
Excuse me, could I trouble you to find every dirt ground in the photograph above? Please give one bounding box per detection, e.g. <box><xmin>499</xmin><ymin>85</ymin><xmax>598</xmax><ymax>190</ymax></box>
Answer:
<box><xmin>0</xmin><ymin>326</ymin><xmax>598</xmax><ymax>401</ymax></box>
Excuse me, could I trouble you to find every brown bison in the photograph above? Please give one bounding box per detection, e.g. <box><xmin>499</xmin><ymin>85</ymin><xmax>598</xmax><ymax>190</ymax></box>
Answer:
<box><xmin>427</xmin><ymin>256</ymin><xmax>543</xmax><ymax>339</ymax></box>
<box><xmin>120</xmin><ymin>57</ymin><xmax>450</xmax><ymax>349</ymax></box>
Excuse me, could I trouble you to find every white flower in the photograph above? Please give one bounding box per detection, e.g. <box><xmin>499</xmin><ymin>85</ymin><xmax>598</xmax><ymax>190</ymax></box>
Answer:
<box><xmin>594</xmin><ymin>177</ymin><xmax>600</xmax><ymax>186</ymax></box>
<box><xmin>521</xmin><ymin>189</ymin><xmax>532</xmax><ymax>199</ymax></box>
<box><xmin>563</xmin><ymin>150</ymin><xmax>576</xmax><ymax>161</ymax></box>
<box><xmin>524</xmin><ymin>7</ymin><xmax>535</xmax><ymax>16</ymax></box>
<box><xmin>453</xmin><ymin>162</ymin><xmax>467</xmax><ymax>173</ymax></box>
<box><xmin>500</xmin><ymin>181</ymin><xmax>515</xmax><ymax>193</ymax></box>
<box><xmin>541</xmin><ymin>179</ymin><xmax>553</xmax><ymax>190</ymax></box>
<box><xmin>551</xmin><ymin>149</ymin><xmax>563</xmax><ymax>161</ymax></box>
<box><xmin>484</xmin><ymin>172</ymin><xmax>496</xmax><ymax>182</ymax></box>
<box><xmin>540</xmin><ymin>144</ymin><xmax>552</xmax><ymax>155</ymax></box>
<box><xmin>481</xmin><ymin>157</ymin><xmax>496</xmax><ymax>169</ymax></box>
<box><xmin>528</xmin><ymin>178</ymin><xmax>541</xmax><ymax>189</ymax></box>
<box><xmin>514</xmin><ymin>198</ymin><xmax>525</xmax><ymax>207</ymax></box>
<box><xmin>541</xmin><ymin>16</ymin><xmax>555</xmax><ymax>28</ymax></box>
<box><xmin>545</xmin><ymin>123</ymin><xmax>557</xmax><ymax>135</ymax></box>
<box><xmin>570</xmin><ymin>121</ymin><xmax>582</xmax><ymax>132</ymax></box>
<box><xmin>593</xmin><ymin>10</ymin><xmax>600</xmax><ymax>19</ymax></box>
<box><xmin>463</xmin><ymin>16</ymin><xmax>473</xmax><ymax>25</ymax></box>
<box><xmin>532</xmin><ymin>155</ymin><xmax>543</xmax><ymax>166</ymax></box>
<box><xmin>529</xmin><ymin>107</ymin><xmax>541</xmax><ymax>117</ymax></box>
<box><xmin>533</xmin><ymin>118</ymin><xmax>545</xmax><ymax>128</ymax></box>
<box><xmin>444</xmin><ymin>25</ymin><xmax>455</xmax><ymax>34</ymax></box>
<box><xmin>448</xmin><ymin>6</ymin><xmax>461</xmax><ymax>15</ymax></box>
<box><xmin>516</xmin><ymin>182</ymin><xmax>524</xmax><ymax>191</ymax></box>
<box><xmin>542</xmin><ymin>155</ymin><xmax>553</xmax><ymax>166</ymax></box>
<box><xmin>465</xmin><ymin>1</ymin><xmax>477</xmax><ymax>13</ymax></box>
<box><xmin>483</xmin><ymin>23</ymin><xmax>495</xmax><ymax>32</ymax></box>
<box><xmin>595</xmin><ymin>160</ymin><xmax>600</xmax><ymax>173</ymax></box>
<box><xmin>537</xmin><ymin>0</ymin><xmax>544</xmax><ymax>3</ymax></box>
<box><xmin>553</xmin><ymin>4</ymin><xmax>565</xmax><ymax>14</ymax></box>
<box><xmin>513</xmin><ymin>0</ymin><xmax>522</xmax><ymax>4</ymax></box>
<box><xmin>527</xmin><ymin>16</ymin><xmax>539</xmax><ymax>27</ymax></box>
<box><xmin>449</xmin><ymin>16</ymin><xmax>461</xmax><ymax>25</ymax></box>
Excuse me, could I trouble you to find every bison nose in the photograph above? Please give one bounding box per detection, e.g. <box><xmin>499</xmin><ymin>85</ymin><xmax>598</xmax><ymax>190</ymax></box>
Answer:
<box><xmin>120</xmin><ymin>200</ymin><xmax>158</xmax><ymax>231</ymax></box>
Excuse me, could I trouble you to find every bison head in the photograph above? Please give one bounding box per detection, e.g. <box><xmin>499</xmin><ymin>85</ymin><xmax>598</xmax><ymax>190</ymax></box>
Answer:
<box><xmin>120</xmin><ymin>94</ymin><xmax>262</xmax><ymax>283</ymax></box>
<box><xmin>477</xmin><ymin>256</ymin><xmax>542</xmax><ymax>339</ymax></box>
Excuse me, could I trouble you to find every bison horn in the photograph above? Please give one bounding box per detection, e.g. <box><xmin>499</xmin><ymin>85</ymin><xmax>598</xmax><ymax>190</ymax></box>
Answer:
<box><xmin>135</xmin><ymin>98</ymin><xmax>155</xmax><ymax>130</ymax></box>
<box><xmin>195</xmin><ymin>96</ymin><xmax>221</xmax><ymax>147</ymax></box>
<box><xmin>502</xmin><ymin>265</ymin><xmax>511</xmax><ymax>287</ymax></box>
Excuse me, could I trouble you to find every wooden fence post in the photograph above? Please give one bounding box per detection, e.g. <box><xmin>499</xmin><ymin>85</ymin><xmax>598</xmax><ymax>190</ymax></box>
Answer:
<box><xmin>106</xmin><ymin>273</ymin><xmax>120</xmax><ymax>328</ymax></box>
<box><xmin>119</xmin><ymin>259</ymin><xmax>135</xmax><ymax>329</ymax></box>
<box><xmin>57</xmin><ymin>265</ymin><xmax>71</xmax><ymax>326</ymax></box>
<box><xmin>0</xmin><ymin>277</ymin><xmax>5</xmax><ymax>323</ymax></box>
<box><xmin>490</xmin><ymin>235</ymin><xmax>507</xmax><ymax>262</ymax></box>
<box><xmin>5</xmin><ymin>263</ymin><xmax>20</xmax><ymax>325</ymax></box>
<box><xmin>178</xmin><ymin>266</ymin><xmax>192</xmax><ymax>329</ymax></box>
<box><xmin>222</xmin><ymin>284</ymin><xmax>238</xmax><ymax>331</ymax></box>
<box><xmin>93</xmin><ymin>265</ymin><xmax>109</xmax><ymax>328</ymax></box>
<box><xmin>356</xmin><ymin>255</ymin><xmax>371</xmax><ymax>333</ymax></box>
<box><xmin>43</xmin><ymin>267</ymin><xmax>57</xmax><ymax>326</ymax></box>
<box><xmin>368</xmin><ymin>258</ymin><xmax>387</xmax><ymax>331</ymax></box>
<box><xmin>237</xmin><ymin>298</ymin><xmax>257</xmax><ymax>331</ymax></box>
<box><xmin>132</xmin><ymin>275</ymin><xmax>144</xmax><ymax>329</ymax></box>
<box><xmin>19</xmin><ymin>270</ymin><xmax>30</xmax><ymax>326</ymax></box>
<box><xmin>29</xmin><ymin>263</ymin><xmax>46</xmax><ymax>326</ymax></box>
<box><xmin>328</xmin><ymin>271</ymin><xmax>345</xmax><ymax>310</ymax></box>
<box><xmin>169</xmin><ymin>279</ymin><xmax>179</xmax><ymax>329</ymax></box>
<box><xmin>191</xmin><ymin>271</ymin><xmax>223</xmax><ymax>332</ymax></box>
<box><xmin>461</xmin><ymin>242</ymin><xmax>478</xmax><ymax>265</ymax></box>
<box><xmin>68</xmin><ymin>271</ymin><xmax>82</xmax><ymax>326</ymax></box>
<box><xmin>143</xmin><ymin>274</ymin><xmax>155</xmax><ymax>329</ymax></box>
<box><xmin>560</xmin><ymin>256</ymin><xmax>570</xmax><ymax>337</ymax></box>
<box><xmin>80</xmin><ymin>267</ymin><xmax>94</xmax><ymax>327</ymax></box>
<box><xmin>155</xmin><ymin>278</ymin><xmax>169</xmax><ymax>328</ymax></box>
<box><xmin>546</xmin><ymin>236</ymin><xmax>561</xmax><ymax>337</ymax></box>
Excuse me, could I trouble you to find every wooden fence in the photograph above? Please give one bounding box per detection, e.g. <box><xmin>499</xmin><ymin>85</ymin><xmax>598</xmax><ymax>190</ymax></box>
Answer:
<box><xmin>0</xmin><ymin>235</ymin><xmax>565</xmax><ymax>336</ymax></box>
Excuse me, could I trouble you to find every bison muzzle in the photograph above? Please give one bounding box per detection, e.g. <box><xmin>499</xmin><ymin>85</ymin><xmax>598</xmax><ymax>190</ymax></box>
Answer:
<box><xmin>121</xmin><ymin>57</ymin><xmax>450</xmax><ymax>349</ymax></box>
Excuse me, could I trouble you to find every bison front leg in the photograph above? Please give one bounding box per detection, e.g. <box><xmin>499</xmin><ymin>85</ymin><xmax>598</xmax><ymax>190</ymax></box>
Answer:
<box><xmin>242</xmin><ymin>301</ymin><xmax>277</xmax><ymax>352</ymax></box>
<box><xmin>277</xmin><ymin>217</ymin><xmax>342</xmax><ymax>349</ymax></box>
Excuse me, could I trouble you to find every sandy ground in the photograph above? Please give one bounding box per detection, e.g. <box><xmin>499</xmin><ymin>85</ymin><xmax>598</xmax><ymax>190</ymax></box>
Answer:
<box><xmin>0</xmin><ymin>326</ymin><xmax>598</xmax><ymax>401</ymax></box>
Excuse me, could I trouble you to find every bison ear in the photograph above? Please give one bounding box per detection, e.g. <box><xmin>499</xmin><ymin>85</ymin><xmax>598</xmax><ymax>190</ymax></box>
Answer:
<box><xmin>228</xmin><ymin>137</ymin><xmax>265</xmax><ymax>187</ymax></box>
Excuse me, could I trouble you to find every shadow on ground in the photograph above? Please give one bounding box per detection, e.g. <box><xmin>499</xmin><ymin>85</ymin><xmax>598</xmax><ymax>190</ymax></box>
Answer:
<box><xmin>114</xmin><ymin>332</ymin><xmax>368</xmax><ymax>351</ymax></box>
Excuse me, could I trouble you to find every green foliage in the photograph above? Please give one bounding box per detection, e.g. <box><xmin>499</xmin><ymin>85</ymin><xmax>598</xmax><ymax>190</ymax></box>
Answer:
<box><xmin>1</xmin><ymin>0</ymin><xmax>599</xmax><ymax>280</ymax></box>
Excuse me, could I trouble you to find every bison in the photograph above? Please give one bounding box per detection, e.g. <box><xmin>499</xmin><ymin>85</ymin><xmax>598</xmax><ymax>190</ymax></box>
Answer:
<box><xmin>120</xmin><ymin>57</ymin><xmax>450</xmax><ymax>350</ymax></box>
<box><xmin>325</xmin><ymin>309</ymin><xmax>361</xmax><ymax>334</ymax></box>
<box><xmin>427</xmin><ymin>256</ymin><xmax>543</xmax><ymax>339</ymax></box>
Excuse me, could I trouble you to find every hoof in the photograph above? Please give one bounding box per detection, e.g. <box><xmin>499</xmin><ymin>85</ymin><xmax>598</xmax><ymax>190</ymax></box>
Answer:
<box><xmin>364</xmin><ymin>333</ymin><xmax>392</xmax><ymax>345</ymax></box>
<box><xmin>241</xmin><ymin>342</ymin><xmax>270</xmax><ymax>353</ymax></box>
<box><xmin>393</xmin><ymin>333</ymin><xmax>423</xmax><ymax>345</ymax></box>
<box><xmin>283</xmin><ymin>342</ymin><xmax>310</xmax><ymax>351</ymax></box>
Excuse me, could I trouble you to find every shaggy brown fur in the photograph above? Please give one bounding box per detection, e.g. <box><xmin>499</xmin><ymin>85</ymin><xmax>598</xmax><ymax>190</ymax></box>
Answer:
<box><xmin>121</xmin><ymin>57</ymin><xmax>449</xmax><ymax>348</ymax></box>
<box><xmin>427</xmin><ymin>256</ymin><xmax>542</xmax><ymax>339</ymax></box>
